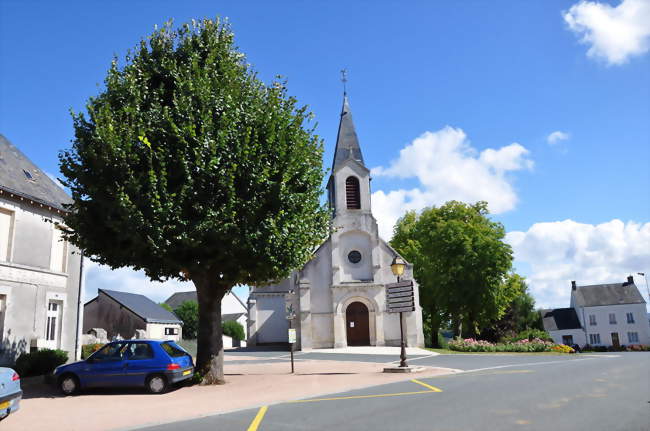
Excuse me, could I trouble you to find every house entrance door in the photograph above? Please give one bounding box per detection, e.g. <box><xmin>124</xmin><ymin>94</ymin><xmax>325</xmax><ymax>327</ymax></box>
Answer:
<box><xmin>346</xmin><ymin>302</ymin><xmax>370</xmax><ymax>346</ymax></box>
<box><xmin>611</xmin><ymin>332</ymin><xmax>620</xmax><ymax>349</ymax></box>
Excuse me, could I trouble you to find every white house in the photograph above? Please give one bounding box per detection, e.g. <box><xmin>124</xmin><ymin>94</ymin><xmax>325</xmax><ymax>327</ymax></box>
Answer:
<box><xmin>542</xmin><ymin>276</ymin><xmax>650</xmax><ymax>347</ymax></box>
<box><xmin>164</xmin><ymin>290</ymin><xmax>247</xmax><ymax>331</ymax></box>
<box><xmin>0</xmin><ymin>135</ymin><xmax>84</xmax><ymax>364</ymax></box>
<box><xmin>247</xmin><ymin>93</ymin><xmax>424</xmax><ymax>350</ymax></box>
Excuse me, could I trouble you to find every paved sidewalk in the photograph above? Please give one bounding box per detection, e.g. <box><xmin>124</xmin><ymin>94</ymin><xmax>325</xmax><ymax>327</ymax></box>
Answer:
<box><xmin>309</xmin><ymin>346</ymin><xmax>436</xmax><ymax>356</ymax></box>
<box><xmin>4</xmin><ymin>359</ymin><xmax>458</xmax><ymax>431</ymax></box>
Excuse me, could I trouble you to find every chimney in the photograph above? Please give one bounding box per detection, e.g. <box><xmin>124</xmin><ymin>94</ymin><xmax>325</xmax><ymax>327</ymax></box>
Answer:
<box><xmin>571</xmin><ymin>281</ymin><xmax>576</xmax><ymax>290</ymax></box>
<box><xmin>627</xmin><ymin>275</ymin><xmax>634</xmax><ymax>284</ymax></box>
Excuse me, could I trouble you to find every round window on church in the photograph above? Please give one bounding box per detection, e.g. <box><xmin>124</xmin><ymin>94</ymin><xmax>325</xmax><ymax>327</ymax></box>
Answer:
<box><xmin>348</xmin><ymin>250</ymin><xmax>362</xmax><ymax>264</ymax></box>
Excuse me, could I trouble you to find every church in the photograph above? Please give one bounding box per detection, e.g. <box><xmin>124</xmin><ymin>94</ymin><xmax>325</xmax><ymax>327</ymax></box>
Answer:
<box><xmin>247</xmin><ymin>93</ymin><xmax>424</xmax><ymax>350</ymax></box>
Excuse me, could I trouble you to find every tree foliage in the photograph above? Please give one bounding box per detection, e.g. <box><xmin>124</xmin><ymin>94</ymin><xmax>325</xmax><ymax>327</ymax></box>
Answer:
<box><xmin>59</xmin><ymin>18</ymin><xmax>329</xmax><ymax>383</ymax></box>
<box><xmin>390</xmin><ymin>201</ymin><xmax>516</xmax><ymax>346</ymax></box>
<box><xmin>479</xmin><ymin>274</ymin><xmax>544</xmax><ymax>342</ymax></box>
<box><xmin>174</xmin><ymin>300</ymin><xmax>199</xmax><ymax>339</ymax></box>
<box><xmin>222</xmin><ymin>320</ymin><xmax>245</xmax><ymax>341</ymax></box>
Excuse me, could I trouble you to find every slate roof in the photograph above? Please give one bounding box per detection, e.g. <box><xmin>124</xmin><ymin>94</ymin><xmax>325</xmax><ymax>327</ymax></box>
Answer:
<box><xmin>572</xmin><ymin>281</ymin><xmax>646</xmax><ymax>307</ymax></box>
<box><xmin>164</xmin><ymin>290</ymin><xmax>247</xmax><ymax>313</ymax></box>
<box><xmin>223</xmin><ymin>312</ymin><xmax>245</xmax><ymax>322</ymax></box>
<box><xmin>164</xmin><ymin>291</ymin><xmax>198</xmax><ymax>310</ymax></box>
<box><xmin>0</xmin><ymin>134</ymin><xmax>72</xmax><ymax>211</ymax></box>
<box><xmin>100</xmin><ymin>289</ymin><xmax>182</xmax><ymax>324</ymax></box>
<box><xmin>332</xmin><ymin>94</ymin><xmax>365</xmax><ymax>171</ymax></box>
<box><xmin>541</xmin><ymin>308</ymin><xmax>582</xmax><ymax>331</ymax></box>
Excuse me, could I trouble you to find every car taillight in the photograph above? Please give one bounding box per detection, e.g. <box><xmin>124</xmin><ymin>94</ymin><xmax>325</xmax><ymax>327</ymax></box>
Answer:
<box><xmin>167</xmin><ymin>363</ymin><xmax>180</xmax><ymax>370</ymax></box>
<box><xmin>12</xmin><ymin>372</ymin><xmax>20</xmax><ymax>381</ymax></box>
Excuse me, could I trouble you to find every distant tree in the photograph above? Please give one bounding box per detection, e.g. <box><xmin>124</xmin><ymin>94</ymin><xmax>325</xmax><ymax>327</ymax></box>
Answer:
<box><xmin>59</xmin><ymin>18</ymin><xmax>329</xmax><ymax>384</ymax></box>
<box><xmin>479</xmin><ymin>274</ymin><xmax>544</xmax><ymax>342</ymax></box>
<box><xmin>391</xmin><ymin>201</ymin><xmax>516</xmax><ymax>346</ymax></box>
<box><xmin>174</xmin><ymin>300</ymin><xmax>199</xmax><ymax>339</ymax></box>
<box><xmin>159</xmin><ymin>303</ymin><xmax>173</xmax><ymax>313</ymax></box>
<box><xmin>222</xmin><ymin>320</ymin><xmax>245</xmax><ymax>341</ymax></box>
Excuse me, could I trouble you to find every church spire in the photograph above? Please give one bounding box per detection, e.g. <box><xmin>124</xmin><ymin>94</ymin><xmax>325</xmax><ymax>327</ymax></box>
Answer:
<box><xmin>332</xmin><ymin>92</ymin><xmax>365</xmax><ymax>171</ymax></box>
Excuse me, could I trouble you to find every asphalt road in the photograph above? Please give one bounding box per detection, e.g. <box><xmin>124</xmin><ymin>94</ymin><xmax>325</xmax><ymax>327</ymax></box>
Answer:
<box><xmin>139</xmin><ymin>352</ymin><xmax>650</xmax><ymax>431</ymax></box>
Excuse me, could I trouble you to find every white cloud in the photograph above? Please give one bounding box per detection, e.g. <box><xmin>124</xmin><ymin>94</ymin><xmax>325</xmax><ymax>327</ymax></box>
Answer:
<box><xmin>371</xmin><ymin>126</ymin><xmax>533</xmax><ymax>239</ymax></box>
<box><xmin>564</xmin><ymin>0</ymin><xmax>650</xmax><ymax>65</ymax></box>
<box><xmin>506</xmin><ymin>219</ymin><xmax>650</xmax><ymax>309</ymax></box>
<box><xmin>547</xmin><ymin>130</ymin><xmax>570</xmax><ymax>145</ymax></box>
<box><xmin>83</xmin><ymin>260</ymin><xmax>249</xmax><ymax>304</ymax></box>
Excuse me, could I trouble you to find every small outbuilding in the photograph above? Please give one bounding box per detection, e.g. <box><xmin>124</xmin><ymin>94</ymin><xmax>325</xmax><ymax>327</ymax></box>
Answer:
<box><xmin>84</xmin><ymin>289</ymin><xmax>182</xmax><ymax>341</ymax></box>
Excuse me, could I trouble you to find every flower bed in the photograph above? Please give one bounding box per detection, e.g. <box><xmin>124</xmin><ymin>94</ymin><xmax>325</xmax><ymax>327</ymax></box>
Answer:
<box><xmin>448</xmin><ymin>337</ymin><xmax>574</xmax><ymax>353</ymax></box>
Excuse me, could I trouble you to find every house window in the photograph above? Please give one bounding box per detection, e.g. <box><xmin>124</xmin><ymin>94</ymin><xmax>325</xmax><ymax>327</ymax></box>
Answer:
<box><xmin>345</xmin><ymin>176</ymin><xmax>361</xmax><ymax>209</ymax></box>
<box><xmin>46</xmin><ymin>301</ymin><xmax>62</xmax><ymax>343</ymax></box>
<box><xmin>562</xmin><ymin>335</ymin><xmax>574</xmax><ymax>345</ymax></box>
<box><xmin>609</xmin><ymin>313</ymin><xmax>616</xmax><ymax>324</ymax></box>
<box><xmin>50</xmin><ymin>225</ymin><xmax>68</xmax><ymax>272</ymax></box>
<box><xmin>589</xmin><ymin>314</ymin><xmax>597</xmax><ymax>326</ymax></box>
<box><xmin>626</xmin><ymin>312</ymin><xmax>635</xmax><ymax>324</ymax></box>
<box><xmin>627</xmin><ymin>332</ymin><xmax>639</xmax><ymax>343</ymax></box>
<box><xmin>165</xmin><ymin>327</ymin><xmax>179</xmax><ymax>335</ymax></box>
<box><xmin>589</xmin><ymin>334</ymin><xmax>601</xmax><ymax>345</ymax></box>
<box><xmin>0</xmin><ymin>208</ymin><xmax>13</xmax><ymax>262</ymax></box>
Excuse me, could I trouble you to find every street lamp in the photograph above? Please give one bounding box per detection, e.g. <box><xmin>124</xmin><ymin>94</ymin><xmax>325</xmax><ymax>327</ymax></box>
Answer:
<box><xmin>390</xmin><ymin>256</ymin><xmax>406</xmax><ymax>282</ymax></box>
<box><xmin>390</xmin><ymin>256</ymin><xmax>408</xmax><ymax>368</ymax></box>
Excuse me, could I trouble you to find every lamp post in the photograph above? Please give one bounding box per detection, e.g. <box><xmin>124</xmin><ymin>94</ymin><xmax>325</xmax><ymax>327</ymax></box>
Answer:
<box><xmin>285</xmin><ymin>290</ymin><xmax>296</xmax><ymax>373</ymax></box>
<box><xmin>390</xmin><ymin>256</ymin><xmax>408</xmax><ymax>368</ymax></box>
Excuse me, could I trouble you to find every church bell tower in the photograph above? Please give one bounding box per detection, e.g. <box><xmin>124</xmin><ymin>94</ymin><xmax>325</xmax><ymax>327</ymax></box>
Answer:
<box><xmin>326</xmin><ymin>91</ymin><xmax>381</xmax><ymax>285</ymax></box>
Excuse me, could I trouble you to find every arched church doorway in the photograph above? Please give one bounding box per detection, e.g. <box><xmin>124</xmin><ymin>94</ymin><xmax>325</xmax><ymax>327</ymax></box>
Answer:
<box><xmin>346</xmin><ymin>301</ymin><xmax>370</xmax><ymax>346</ymax></box>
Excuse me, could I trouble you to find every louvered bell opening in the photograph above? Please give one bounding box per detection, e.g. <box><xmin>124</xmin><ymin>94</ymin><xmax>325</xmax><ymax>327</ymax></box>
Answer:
<box><xmin>346</xmin><ymin>176</ymin><xmax>361</xmax><ymax>209</ymax></box>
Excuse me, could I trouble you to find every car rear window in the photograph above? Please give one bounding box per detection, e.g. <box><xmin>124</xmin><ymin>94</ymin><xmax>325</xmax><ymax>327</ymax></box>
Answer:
<box><xmin>161</xmin><ymin>341</ymin><xmax>188</xmax><ymax>358</ymax></box>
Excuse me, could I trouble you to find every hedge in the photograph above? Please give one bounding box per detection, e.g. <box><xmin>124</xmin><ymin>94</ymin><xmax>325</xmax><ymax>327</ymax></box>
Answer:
<box><xmin>14</xmin><ymin>349</ymin><xmax>68</xmax><ymax>377</ymax></box>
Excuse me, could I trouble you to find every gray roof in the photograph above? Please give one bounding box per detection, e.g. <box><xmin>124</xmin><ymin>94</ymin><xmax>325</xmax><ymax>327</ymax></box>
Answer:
<box><xmin>100</xmin><ymin>289</ymin><xmax>182</xmax><ymax>324</ymax></box>
<box><xmin>573</xmin><ymin>281</ymin><xmax>646</xmax><ymax>307</ymax></box>
<box><xmin>164</xmin><ymin>291</ymin><xmax>198</xmax><ymax>310</ymax></box>
<box><xmin>332</xmin><ymin>94</ymin><xmax>365</xmax><ymax>171</ymax></box>
<box><xmin>164</xmin><ymin>290</ymin><xmax>247</xmax><ymax>315</ymax></box>
<box><xmin>541</xmin><ymin>308</ymin><xmax>582</xmax><ymax>331</ymax></box>
<box><xmin>0</xmin><ymin>134</ymin><xmax>72</xmax><ymax>211</ymax></box>
<box><xmin>222</xmin><ymin>313</ymin><xmax>245</xmax><ymax>322</ymax></box>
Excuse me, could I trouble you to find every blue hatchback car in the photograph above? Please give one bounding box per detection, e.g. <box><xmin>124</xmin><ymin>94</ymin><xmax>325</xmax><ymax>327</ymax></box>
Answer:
<box><xmin>53</xmin><ymin>340</ymin><xmax>194</xmax><ymax>395</ymax></box>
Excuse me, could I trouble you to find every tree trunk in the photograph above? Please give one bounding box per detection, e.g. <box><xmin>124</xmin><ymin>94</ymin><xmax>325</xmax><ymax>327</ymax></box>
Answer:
<box><xmin>430</xmin><ymin>309</ymin><xmax>442</xmax><ymax>348</ymax></box>
<box><xmin>193</xmin><ymin>275</ymin><xmax>228</xmax><ymax>385</ymax></box>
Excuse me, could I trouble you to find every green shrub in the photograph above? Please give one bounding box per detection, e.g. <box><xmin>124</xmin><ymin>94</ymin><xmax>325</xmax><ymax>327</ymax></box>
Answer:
<box><xmin>14</xmin><ymin>349</ymin><xmax>68</xmax><ymax>377</ymax></box>
<box><xmin>174</xmin><ymin>301</ymin><xmax>199</xmax><ymax>339</ymax></box>
<box><xmin>222</xmin><ymin>320</ymin><xmax>245</xmax><ymax>341</ymax></box>
<box><xmin>81</xmin><ymin>343</ymin><xmax>104</xmax><ymax>359</ymax></box>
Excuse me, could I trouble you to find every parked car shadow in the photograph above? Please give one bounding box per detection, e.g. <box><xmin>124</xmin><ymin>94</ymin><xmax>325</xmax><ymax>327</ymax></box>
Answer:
<box><xmin>21</xmin><ymin>380</ymin><xmax>186</xmax><ymax>400</ymax></box>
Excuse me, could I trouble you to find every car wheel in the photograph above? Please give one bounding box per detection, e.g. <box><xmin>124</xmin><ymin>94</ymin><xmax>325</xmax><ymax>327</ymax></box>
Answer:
<box><xmin>146</xmin><ymin>374</ymin><xmax>167</xmax><ymax>394</ymax></box>
<box><xmin>59</xmin><ymin>374</ymin><xmax>79</xmax><ymax>396</ymax></box>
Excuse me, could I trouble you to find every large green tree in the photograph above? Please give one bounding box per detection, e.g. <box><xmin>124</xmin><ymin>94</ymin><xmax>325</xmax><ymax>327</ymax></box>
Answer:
<box><xmin>59</xmin><ymin>19</ymin><xmax>329</xmax><ymax>384</ymax></box>
<box><xmin>479</xmin><ymin>274</ymin><xmax>544</xmax><ymax>342</ymax></box>
<box><xmin>390</xmin><ymin>201</ymin><xmax>516</xmax><ymax>346</ymax></box>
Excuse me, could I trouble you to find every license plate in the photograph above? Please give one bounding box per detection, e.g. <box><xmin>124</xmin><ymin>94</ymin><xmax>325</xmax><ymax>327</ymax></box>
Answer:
<box><xmin>182</xmin><ymin>370</ymin><xmax>191</xmax><ymax>376</ymax></box>
<box><xmin>0</xmin><ymin>401</ymin><xmax>9</xmax><ymax>410</ymax></box>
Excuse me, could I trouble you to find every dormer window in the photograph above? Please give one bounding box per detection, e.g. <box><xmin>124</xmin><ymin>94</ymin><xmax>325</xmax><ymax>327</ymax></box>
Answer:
<box><xmin>345</xmin><ymin>176</ymin><xmax>361</xmax><ymax>209</ymax></box>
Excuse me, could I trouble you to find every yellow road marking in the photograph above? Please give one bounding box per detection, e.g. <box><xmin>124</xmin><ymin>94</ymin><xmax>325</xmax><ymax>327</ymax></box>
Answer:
<box><xmin>246</xmin><ymin>406</ymin><xmax>268</xmax><ymax>431</ymax></box>
<box><xmin>287</xmin><ymin>390</ymin><xmax>434</xmax><ymax>403</ymax></box>
<box><xmin>410</xmin><ymin>379</ymin><xmax>443</xmax><ymax>392</ymax></box>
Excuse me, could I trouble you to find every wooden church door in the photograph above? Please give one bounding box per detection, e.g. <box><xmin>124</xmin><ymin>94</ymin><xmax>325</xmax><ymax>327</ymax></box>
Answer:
<box><xmin>346</xmin><ymin>302</ymin><xmax>370</xmax><ymax>346</ymax></box>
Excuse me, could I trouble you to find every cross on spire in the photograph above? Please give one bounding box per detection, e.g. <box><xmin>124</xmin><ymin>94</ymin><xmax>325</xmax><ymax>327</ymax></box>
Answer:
<box><xmin>340</xmin><ymin>68</ymin><xmax>348</xmax><ymax>95</ymax></box>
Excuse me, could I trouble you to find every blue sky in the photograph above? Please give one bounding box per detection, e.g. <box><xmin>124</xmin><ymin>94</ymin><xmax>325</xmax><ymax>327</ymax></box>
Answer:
<box><xmin>1</xmin><ymin>1</ymin><xmax>648</xmax><ymax>309</ymax></box>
